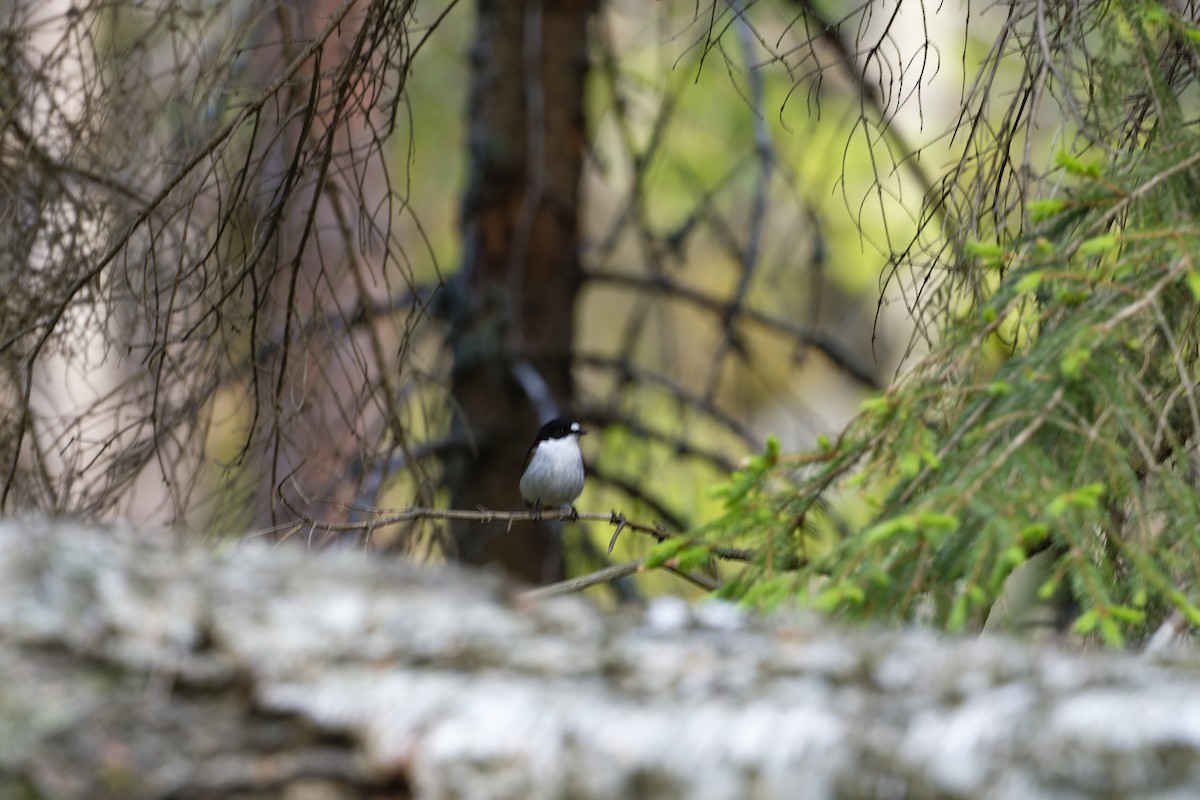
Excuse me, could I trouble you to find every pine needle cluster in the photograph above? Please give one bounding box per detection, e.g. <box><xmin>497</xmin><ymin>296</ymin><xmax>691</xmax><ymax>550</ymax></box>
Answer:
<box><xmin>684</xmin><ymin>1</ymin><xmax>1200</xmax><ymax>645</ymax></box>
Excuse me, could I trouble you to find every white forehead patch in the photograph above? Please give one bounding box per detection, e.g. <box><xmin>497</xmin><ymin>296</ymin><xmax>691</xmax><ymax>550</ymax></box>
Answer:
<box><xmin>570</xmin><ymin>422</ymin><xmax>582</xmax><ymax>433</ymax></box>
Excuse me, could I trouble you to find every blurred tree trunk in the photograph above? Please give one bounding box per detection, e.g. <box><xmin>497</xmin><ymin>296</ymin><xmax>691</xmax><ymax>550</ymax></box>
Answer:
<box><xmin>243</xmin><ymin>0</ymin><xmax>408</xmax><ymax>531</ymax></box>
<box><xmin>446</xmin><ymin>0</ymin><xmax>595</xmax><ymax>584</ymax></box>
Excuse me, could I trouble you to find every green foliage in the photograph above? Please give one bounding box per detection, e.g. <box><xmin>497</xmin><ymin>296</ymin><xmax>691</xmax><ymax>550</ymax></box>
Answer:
<box><xmin>1027</xmin><ymin>198</ymin><xmax>1068</xmax><ymax>222</ymax></box>
<box><xmin>644</xmin><ymin>0</ymin><xmax>1200</xmax><ymax>646</ymax></box>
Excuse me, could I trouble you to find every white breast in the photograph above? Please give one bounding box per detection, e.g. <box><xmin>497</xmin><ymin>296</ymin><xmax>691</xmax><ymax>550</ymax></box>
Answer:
<box><xmin>520</xmin><ymin>435</ymin><xmax>585</xmax><ymax>507</ymax></box>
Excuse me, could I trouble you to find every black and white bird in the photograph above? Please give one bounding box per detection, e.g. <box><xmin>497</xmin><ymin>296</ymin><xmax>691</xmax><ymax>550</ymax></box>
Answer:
<box><xmin>519</xmin><ymin>417</ymin><xmax>587</xmax><ymax>518</ymax></box>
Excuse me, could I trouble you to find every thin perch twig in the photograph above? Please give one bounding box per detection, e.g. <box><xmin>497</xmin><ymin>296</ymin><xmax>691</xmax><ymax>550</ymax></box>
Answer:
<box><xmin>277</xmin><ymin>480</ymin><xmax>806</xmax><ymax>569</ymax></box>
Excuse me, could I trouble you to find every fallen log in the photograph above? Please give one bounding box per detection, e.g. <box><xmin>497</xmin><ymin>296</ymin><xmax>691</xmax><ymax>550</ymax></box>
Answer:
<box><xmin>0</xmin><ymin>517</ymin><xmax>1197</xmax><ymax>799</ymax></box>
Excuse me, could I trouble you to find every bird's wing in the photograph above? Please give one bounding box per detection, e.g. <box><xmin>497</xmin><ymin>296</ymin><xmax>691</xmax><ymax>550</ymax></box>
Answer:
<box><xmin>520</xmin><ymin>442</ymin><xmax>537</xmax><ymax>477</ymax></box>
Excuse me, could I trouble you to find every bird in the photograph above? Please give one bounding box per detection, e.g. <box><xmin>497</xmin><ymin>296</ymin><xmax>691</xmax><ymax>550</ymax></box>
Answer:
<box><xmin>519</xmin><ymin>417</ymin><xmax>587</xmax><ymax>519</ymax></box>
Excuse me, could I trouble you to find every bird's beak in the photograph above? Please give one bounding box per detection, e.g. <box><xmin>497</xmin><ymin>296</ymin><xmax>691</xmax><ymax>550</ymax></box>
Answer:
<box><xmin>578</xmin><ymin>426</ymin><xmax>589</xmax><ymax>435</ymax></box>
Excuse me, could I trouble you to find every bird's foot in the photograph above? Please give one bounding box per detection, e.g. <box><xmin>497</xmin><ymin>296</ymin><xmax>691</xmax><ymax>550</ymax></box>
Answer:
<box><xmin>567</xmin><ymin>505</ymin><xmax>579</xmax><ymax>523</ymax></box>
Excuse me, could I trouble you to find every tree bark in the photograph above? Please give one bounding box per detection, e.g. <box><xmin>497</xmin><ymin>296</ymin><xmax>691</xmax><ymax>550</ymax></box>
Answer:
<box><xmin>446</xmin><ymin>0</ymin><xmax>595</xmax><ymax>584</ymax></box>
<box><xmin>5</xmin><ymin>518</ymin><xmax>1200</xmax><ymax>800</ymax></box>
<box><xmin>245</xmin><ymin>0</ymin><xmax>407</xmax><ymax>530</ymax></box>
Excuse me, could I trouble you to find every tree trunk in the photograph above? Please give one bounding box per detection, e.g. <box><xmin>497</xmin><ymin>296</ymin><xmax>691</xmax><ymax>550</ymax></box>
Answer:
<box><xmin>446</xmin><ymin>0</ymin><xmax>595</xmax><ymax>583</ymax></box>
<box><xmin>245</xmin><ymin>0</ymin><xmax>403</xmax><ymax>531</ymax></box>
<box><xmin>5</xmin><ymin>517</ymin><xmax>1200</xmax><ymax>800</ymax></box>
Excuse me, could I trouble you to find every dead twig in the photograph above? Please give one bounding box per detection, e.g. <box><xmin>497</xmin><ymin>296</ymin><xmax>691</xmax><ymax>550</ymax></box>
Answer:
<box><xmin>276</xmin><ymin>479</ymin><xmax>806</xmax><ymax>570</ymax></box>
<box><xmin>519</xmin><ymin>559</ymin><xmax>645</xmax><ymax>601</ymax></box>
